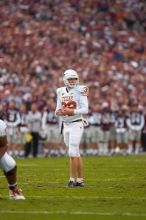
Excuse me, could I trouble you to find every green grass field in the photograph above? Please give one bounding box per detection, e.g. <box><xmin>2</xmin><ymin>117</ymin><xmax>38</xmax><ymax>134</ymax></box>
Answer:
<box><xmin>0</xmin><ymin>154</ymin><xmax>146</xmax><ymax>220</ymax></box>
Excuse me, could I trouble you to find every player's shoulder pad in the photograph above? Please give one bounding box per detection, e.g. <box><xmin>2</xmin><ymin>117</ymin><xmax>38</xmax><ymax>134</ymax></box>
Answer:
<box><xmin>56</xmin><ymin>87</ymin><xmax>66</xmax><ymax>95</ymax></box>
<box><xmin>77</xmin><ymin>85</ymin><xmax>89</xmax><ymax>96</ymax></box>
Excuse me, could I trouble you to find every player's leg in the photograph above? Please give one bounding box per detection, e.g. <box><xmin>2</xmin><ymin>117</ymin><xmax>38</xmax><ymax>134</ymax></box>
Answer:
<box><xmin>63</xmin><ymin>124</ymin><xmax>75</xmax><ymax>187</ymax></box>
<box><xmin>68</xmin><ymin>122</ymin><xmax>84</xmax><ymax>187</ymax></box>
<box><xmin>134</xmin><ymin>130</ymin><xmax>142</xmax><ymax>154</ymax></box>
<box><xmin>77</xmin><ymin>156</ymin><xmax>83</xmax><ymax>178</ymax></box>
<box><xmin>127</xmin><ymin>129</ymin><xmax>134</xmax><ymax>154</ymax></box>
<box><xmin>42</xmin><ymin>126</ymin><xmax>49</xmax><ymax>157</ymax></box>
<box><xmin>67</xmin><ymin>156</ymin><xmax>84</xmax><ymax>187</ymax></box>
<box><xmin>0</xmin><ymin>120</ymin><xmax>25</xmax><ymax>200</ymax></box>
<box><xmin>69</xmin><ymin>157</ymin><xmax>78</xmax><ymax>179</ymax></box>
<box><xmin>1</xmin><ymin>153</ymin><xmax>25</xmax><ymax>200</ymax></box>
<box><xmin>32</xmin><ymin>132</ymin><xmax>39</xmax><ymax>158</ymax></box>
<box><xmin>98</xmin><ymin>128</ymin><xmax>105</xmax><ymax>155</ymax></box>
<box><xmin>109</xmin><ymin>127</ymin><xmax>116</xmax><ymax>155</ymax></box>
<box><xmin>76</xmin><ymin>156</ymin><xmax>84</xmax><ymax>187</ymax></box>
<box><xmin>122</xmin><ymin>132</ymin><xmax>128</xmax><ymax>155</ymax></box>
<box><xmin>115</xmin><ymin>133</ymin><xmax>122</xmax><ymax>154</ymax></box>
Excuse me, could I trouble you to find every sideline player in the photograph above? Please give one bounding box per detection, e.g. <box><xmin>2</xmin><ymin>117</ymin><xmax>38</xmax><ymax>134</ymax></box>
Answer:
<box><xmin>127</xmin><ymin>102</ymin><xmax>145</xmax><ymax>154</ymax></box>
<box><xmin>0</xmin><ymin>118</ymin><xmax>25</xmax><ymax>200</ymax></box>
<box><xmin>55</xmin><ymin>69</ymin><xmax>89</xmax><ymax>187</ymax></box>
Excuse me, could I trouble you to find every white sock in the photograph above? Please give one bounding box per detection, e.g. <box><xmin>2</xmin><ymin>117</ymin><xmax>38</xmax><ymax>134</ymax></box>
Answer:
<box><xmin>77</xmin><ymin>178</ymin><xmax>83</xmax><ymax>183</ymax></box>
<box><xmin>69</xmin><ymin>177</ymin><xmax>75</xmax><ymax>182</ymax></box>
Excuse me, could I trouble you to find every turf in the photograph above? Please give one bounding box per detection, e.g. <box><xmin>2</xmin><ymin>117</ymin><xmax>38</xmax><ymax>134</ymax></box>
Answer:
<box><xmin>0</xmin><ymin>154</ymin><xmax>146</xmax><ymax>220</ymax></box>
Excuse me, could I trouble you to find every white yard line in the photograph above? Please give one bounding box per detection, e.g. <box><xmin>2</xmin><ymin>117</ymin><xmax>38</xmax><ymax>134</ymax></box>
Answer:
<box><xmin>26</xmin><ymin>195</ymin><xmax>146</xmax><ymax>200</ymax></box>
<box><xmin>0</xmin><ymin>210</ymin><xmax>146</xmax><ymax>217</ymax></box>
<box><xmin>96</xmin><ymin>176</ymin><xmax>145</xmax><ymax>181</ymax></box>
<box><xmin>24</xmin><ymin>196</ymin><xmax>146</xmax><ymax>201</ymax></box>
<box><xmin>21</xmin><ymin>177</ymin><xmax>145</xmax><ymax>182</ymax></box>
<box><xmin>0</xmin><ymin>176</ymin><xmax>144</xmax><ymax>181</ymax></box>
<box><xmin>0</xmin><ymin>175</ymin><xmax>145</xmax><ymax>183</ymax></box>
<box><xmin>1</xmin><ymin>195</ymin><xmax>146</xmax><ymax>200</ymax></box>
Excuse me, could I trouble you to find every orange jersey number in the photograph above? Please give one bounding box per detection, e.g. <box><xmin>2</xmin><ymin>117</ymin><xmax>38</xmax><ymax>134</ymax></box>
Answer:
<box><xmin>62</xmin><ymin>101</ymin><xmax>77</xmax><ymax>109</ymax></box>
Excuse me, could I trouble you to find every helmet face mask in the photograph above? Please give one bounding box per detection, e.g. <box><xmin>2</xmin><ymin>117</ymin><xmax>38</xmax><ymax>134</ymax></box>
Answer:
<box><xmin>63</xmin><ymin>69</ymin><xmax>79</xmax><ymax>88</ymax></box>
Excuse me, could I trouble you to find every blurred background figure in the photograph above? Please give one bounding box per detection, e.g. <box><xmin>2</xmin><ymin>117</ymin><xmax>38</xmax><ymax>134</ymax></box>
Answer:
<box><xmin>24</xmin><ymin>102</ymin><xmax>42</xmax><ymax>158</ymax></box>
<box><xmin>98</xmin><ymin>102</ymin><xmax>112</xmax><ymax>155</ymax></box>
<box><xmin>42</xmin><ymin>101</ymin><xmax>64</xmax><ymax>157</ymax></box>
<box><xmin>115</xmin><ymin>105</ymin><xmax>129</xmax><ymax>155</ymax></box>
<box><xmin>127</xmin><ymin>102</ymin><xmax>145</xmax><ymax>154</ymax></box>
<box><xmin>4</xmin><ymin>100</ymin><xmax>21</xmax><ymax>157</ymax></box>
<box><xmin>17</xmin><ymin>103</ymin><xmax>28</xmax><ymax>157</ymax></box>
<box><xmin>87</xmin><ymin>104</ymin><xmax>102</xmax><ymax>156</ymax></box>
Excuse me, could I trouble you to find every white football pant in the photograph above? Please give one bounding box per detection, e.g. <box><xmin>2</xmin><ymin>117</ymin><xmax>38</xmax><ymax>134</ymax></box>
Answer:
<box><xmin>63</xmin><ymin>121</ymin><xmax>84</xmax><ymax>157</ymax></box>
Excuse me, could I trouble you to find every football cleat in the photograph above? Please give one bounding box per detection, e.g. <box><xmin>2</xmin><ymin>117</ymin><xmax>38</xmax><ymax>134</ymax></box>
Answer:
<box><xmin>76</xmin><ymin>182</ymin><xmax>84</xmax><ymax>187</ymax></box>
<box><xmin>67</xmin><ymin>181</ymin><xmax>76</xmax><ymax>188</ymax></box>
<box><xmin>9</xmin><ymin>187</ymin><xmax>25</xmax><ymax>200</ymax></box>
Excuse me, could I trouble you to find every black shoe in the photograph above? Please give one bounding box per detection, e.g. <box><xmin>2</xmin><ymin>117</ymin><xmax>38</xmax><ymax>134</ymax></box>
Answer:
<box><xmin>67</xmin><ymin>181</ymin><xmax>76</xmax><ymax>188</ymax></box>
<box><xmin>76</xmin><ymin>182</ymin><xmax>84</xmax><ymax>187</ymax></box>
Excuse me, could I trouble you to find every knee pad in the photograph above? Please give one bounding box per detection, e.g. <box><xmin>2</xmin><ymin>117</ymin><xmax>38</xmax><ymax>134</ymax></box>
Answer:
<box><xmin>68</xmin><ymin>145</ymin><xmax>80</xmax><ymax>157</ymax></box>
<box><xmin>0</xmin><ymin>152</ymin><xmax>16</xmax><ymax>173</ymax></box>
<box><xmin>0</xmin><ymin>120</ymin><xmax>7</xmax><ymax>137</ymax></box>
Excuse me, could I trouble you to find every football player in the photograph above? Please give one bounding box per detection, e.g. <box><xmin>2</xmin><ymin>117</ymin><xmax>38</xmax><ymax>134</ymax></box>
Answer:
<box><xmin>18</xmin><ymin>103</ymin><xmax>28</xmax><ymax>156</ymax></box>
<box><xmin>88</xmin><ymin>104</ymin><xmax>102</xmax><ymax>155</ymax></box>
<box><xmin>127</xmin><ymin>102</ymin><xmax>145</xmax><ymax>154</ymax></box>
<box><xmin>4</xmin><ymin>100</ymin><xmax>21</xmax><ymax>156</ymax></box>
<box><xmin>24</xmin><ymin>102</ymin><xmax>42</xmax><ymax>158</ymax></box>
<box><xmin>115</xmin><ymin>105</ymin><xmax>129</xmax><ymax>154</ymax></box>
<box><xmin>0</xmin><ymin>118</ymin><xmax>25</xmax><ymax>200</ymax></box>
<box><xmin>42</xmin><ymin>102</ymin><xmax>63</xmax><ymax>157</ymax></box>
<box><xmin>55</xmin><ymin>69</ymin><xmax>89</xmax><ymax>187</ymax></box>
<box><xmin>98</xmin><ymin>102</ymin><xmax>112</xmax><ymax>155</ymax></box>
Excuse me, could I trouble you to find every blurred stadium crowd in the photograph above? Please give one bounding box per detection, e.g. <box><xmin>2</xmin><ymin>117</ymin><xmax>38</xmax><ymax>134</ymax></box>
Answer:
<box><xmin>0</xmin><ymin>0</ymin><xmax>146</xmax><ymax>157</ymax></box>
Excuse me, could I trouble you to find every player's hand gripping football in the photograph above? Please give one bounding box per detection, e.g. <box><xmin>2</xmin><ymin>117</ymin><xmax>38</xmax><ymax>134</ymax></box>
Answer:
<box><xmin>55</xmin><ymin>109</ymin><xmax>64</xmax><ymax>116</ymax></box>
<box><xmin>62</xmin><ymin>108</ymin><xmax>74</xmax><ymax>116</ymax></box>
<box><xmin>55</xmin><ymin>108</ymin><xmax>74</xmax><ymax>116</ymax></box>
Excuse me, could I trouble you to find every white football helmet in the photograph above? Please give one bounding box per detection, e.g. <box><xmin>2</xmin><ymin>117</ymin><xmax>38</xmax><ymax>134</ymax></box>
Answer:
<box><xmin>63</xmin><ymin>69</ymin><xmax>79</xmax><ymax>88</ymax></box>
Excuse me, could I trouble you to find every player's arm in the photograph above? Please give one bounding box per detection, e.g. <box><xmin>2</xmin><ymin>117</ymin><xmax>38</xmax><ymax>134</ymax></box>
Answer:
<box><xmin>126</xmin><ymin>116</ymin><xmax>134</xmax><ymax>130</ymax></box>
<box><xmin>74</xmin><ymin>86</ymin><xmax>89</xmax><ymax>115</ymax></box>
<box><xmin>74</xmin><ymin>95</ymin><xmax>88</xmax><ymax>115</ymax></box>
<box><xmin>42</xmin><ymin>111</ymin><xmax>47</xmax><ymax>130</ymax></box>
<box><xmin>134</xmin><ymin>115</ymin><xmax>145</xmax><ymax>131</ymax></box>
<box><xmin>60</xmin><ymin>105</ymin><xmax>88</xmax><ymax>116</ymax></box>
<box><xmin>55</xmin><ymin>101</ymin><xmax>64</xmax><ymax>116</ymax></box>
<box><xmin>61</xmin><ymin>108</ymin><xmax>74</xmax><ymax>116</ymax></box>
<box><xmin>55</xmin><ymin>109</ymin><xmax>64</xmax><ymax>116</ymax></box>
<box><xmin>55</xmin><ymin>89</ymin><xmax>64</xmax><ymax>116</ymax></box>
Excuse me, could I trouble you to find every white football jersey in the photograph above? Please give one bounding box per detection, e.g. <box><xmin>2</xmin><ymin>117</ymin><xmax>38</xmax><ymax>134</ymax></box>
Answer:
<box><xmin>55</xmin><ymin>85</ymin><xmax>89</xmax><ymax>123</ymax></box>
